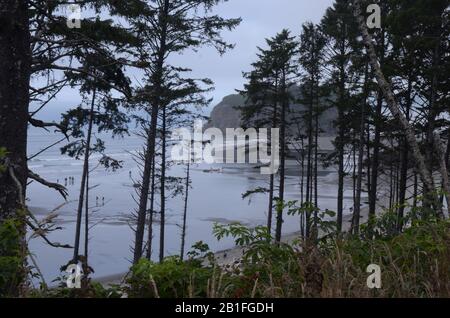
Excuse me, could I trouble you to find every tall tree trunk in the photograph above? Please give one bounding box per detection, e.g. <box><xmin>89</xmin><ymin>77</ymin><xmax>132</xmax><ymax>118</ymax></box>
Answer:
<box><xmin>300</xmin><ymin>139</ymin><xmax>305</xmax><ymax>238</ymax></box>
<box><xmin>395</xmin><ymin>160</ymin><xmax>400</xmax><ymax>206</ymax></box>
<box><xmin>427</xmin><ymin>41</ymin><xmax>450</xmax><ymax>215</ymax></box>
<box><xmin>337</xmin><ymin>108</ymin><xmax>345</xmax><ymax>233</ymax></box>
<box><xmin>305</xmin><ymin>78</ymin><xmax>314</xmax><ymax>238</ymax></box>
<box><xmin>73</xmin><ymin>90</ymin><xmax>96</xmax><ymax>263</ymax></box>
<box><xmin>425</xmin><ymin>43</ymin><xmax>440</xmax><ymax>180</ymax></box>
<box><xmin>81</xmin><ymin>163</ymin><xmax>90</xmax><ymax>289</ymax></box>
<box><xmin>353</xmin><ymin>0</ymin><xmax>442</xmax><ymax>217</ymax></box>
<box><xmin>267</xmin><ymin>173</ymin><xmax>274</xmax><ymax>234</ymax></box>
<box><xmin>84</xmin><ymin>163</ymin><xmax>89</xmax><ymax>266</ymax></box>
<box><xmin>433</xmin><ymin>134</ymin><xmax>450</xmax><ymax>216</ymax></box>
<box><xmin>413</xmin><ymin>173</ymin><xmax>418</xmax><ymax>209</ymax></box>
<box><xmin>159</xmin><ymin>106</ymin><xmax>167</xmax><ymax>263</ymax></box>
<box><xmin>312</xmin><ymin>91</ymin><xmax>319</xmax><ymax>239</ymax></box>
<box><xmin>366</xmin><ymin>121</ymin><xmax>372</xmax><ymax>202</ymax></box>
<box><xmin>267</xmin><ymin>87</ymin><xmax>278</xmax><ymax>235</ymax></box>
<box><xmin>314</xmin><ymin>104</ymin><xmax>319</xmax><ymax>208</ymax></box>
<box><xmin>442</xmin><ymin>129</ymin><xmax>450</xmax><ymax>206</ymax></box>
<box><xmin>369</xmin><ymin>91</ymin><xmax>383</xmax><ymax>219</ymax></box>
<box><xmin>133</xmin><ymin>0</ymin><xmax>169</xmax><ymax>264</ymax></box>
<box><xmin>275</xmin><ymin>73</ymin><xmax>287</xmax><ymax>243</ymax></box>
<box><xmin>0</xmin><ymin>0</ymin><xmax>31</xmax><ymax>296</ymax></box>
<box><xmin>397</xmin><ymin>78</ymin><xmax>413</xmax><ymax>231</ymax></box>
<box><xmin>389</xmin><ymin>156</ymin><xmax>394</xmax><ymax>210</ymax></box>
<box><xmin>0</xmin><ymin>0</ymin><xmax>30</xmax><ymax>216</ymax></box>
<box><xmin>352</xmin><ymin>140</ymin><xmax>357</xmax><ymax>204</ymax></box>
<box><xmin>446</xmin><ymin>129</ymin><xmax>450</xmax><ymax>171</ymax></box>
<box><xmin>353</xmin><ymin>62</ymin><xmax>369</xmax><ymax>234</ymax></box>
<box><xmin>368</xmin><ymin>26</ymin><xmax>386</xmax><ymax>220</ymax></box>
<box><xmin>134</xmin><ymin>109</ymin><xmax>158</xmax><ymax>263</ymax></box>
<box><xmin>335</xmin><ymin>26</ymin><xmax>348</xmax><ymax>233</ymax></box>
<box><xmin>146</xmin><ymin>158</ymin><xmax>156</xmax><ymax>260</ymax></box>
<box><xmin>180</xmin><ymin>156</ymin><xmax>190</xmax><ymax>261</ymax></box>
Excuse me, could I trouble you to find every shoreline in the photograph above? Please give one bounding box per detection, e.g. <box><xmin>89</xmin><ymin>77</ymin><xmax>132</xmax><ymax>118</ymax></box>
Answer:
<box><xmin>95</xmin><ymin>206</ymin><xmax>371</xmax><ymax>287</ymax></box>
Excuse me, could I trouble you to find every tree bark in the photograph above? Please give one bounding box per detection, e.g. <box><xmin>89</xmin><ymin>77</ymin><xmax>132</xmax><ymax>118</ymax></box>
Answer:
<box><xmin>267</xmin><ymin>173</ymin><xmax>274</xmax><ymax>234</ymax></box>
<box><xmin>159</xmin><ymin>106</ymin><xmax>167</xmax><ymax>263</ymax></box>
<box><xmin>146</xmin><ymin>158</ymin><xmax>156</xmax><ymax>260</ymax></box>
<box><xmin>353</xmin><ymin>62</ymin><xmax>369</xmax><ymax>234</ymax></box>
<box><xmin>369</xmin><ymin>91</ymin><xmax>383</xmax><ymax>218</ymax></box>
<box><xmin>0</xmin><ymin>0</ymin><xmax>31</xmax><ymax>221</ymax></box>
<box><xmin>368</xmin><ymin>27</ymin><xmax>386</xmax><ymax>220</ymax></box>
<box><xmin>73</xmin><ymin>90</ymin><xmax>96</xmax><ymax>263</ymax></box>
<box><xmin>134</xmin><ymin>106</ymin><xmax>159</xmax><ymax>263</ymax></box>
<box><xmin>313</xmin><ymin>99</ymin><xmax>319</xmax><ymax>239</ymax></box>
<box><xmin>300</xmin><ymin>139</ymin><xmax>305</xmax><ymax>238</ymax></box>
<box><xmin>267</xmin><ymin>99</ymin><xmax>278</xmax><ymax>235</ymax></box>
<box><xmin>180</xmin><ymin>155</ymin><xmax>190</xmax><ymax>261</ymax></box>
<box><xmin>397</xmin><ymin>78</ymin><xmax>412</xmax><ymax>231</ymax></box>
<box><xmin>84</xmin><ymin>163</ymin><xmax>89</xmax><ymax>265</ymax></box>
<box><xmin>433</xmin><ymin>134</ymin><xmax>450</xmax><ymax>216</ymax></box>
<box><xmin>275</xmin><ymin>71</ymin><xmax>287</xmax><ymax>243</ymax></box>
<box><xmin>0</xmin><ymin>0</ymin><xmax>31</xmax><ymax>296</ymax></box>
<box><xmin>305</xmin><ymin>76</ymin><xmax>314</xmax><ymax>238</ymax></box>
<box><xmin>133</xmin><ymin>0</ymin><xmax>169</xmax><ymax>264</ymax></box>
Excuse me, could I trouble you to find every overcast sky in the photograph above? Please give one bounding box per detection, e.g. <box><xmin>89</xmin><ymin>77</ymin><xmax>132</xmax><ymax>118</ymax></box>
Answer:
<box><xmin>35</xmin><ymin>0</ymin><xmax>334</xmax><ymax>121</ymax></box>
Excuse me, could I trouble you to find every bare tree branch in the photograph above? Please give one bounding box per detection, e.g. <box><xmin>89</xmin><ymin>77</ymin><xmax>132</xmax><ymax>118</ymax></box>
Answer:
<box><xmin>28</xmin><ymin>170</ymin><xmax>68</xmax><ymax>200</ymax></box>
<box><xmin>28</xmin><ymin>117</ymin><xmax>69</xmax><ymax>140</ymax></box>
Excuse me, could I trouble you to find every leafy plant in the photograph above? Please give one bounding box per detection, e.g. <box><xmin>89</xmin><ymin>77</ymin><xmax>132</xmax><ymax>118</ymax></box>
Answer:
<box><xmin>126</xmin><ymin>241</ymin><xmax>220</xmax><ymax>298</ymax></box>
<box><xmin>0</xmin><ymin>219</ymin><xmax>23</xmax><ymax>297</ymax></box>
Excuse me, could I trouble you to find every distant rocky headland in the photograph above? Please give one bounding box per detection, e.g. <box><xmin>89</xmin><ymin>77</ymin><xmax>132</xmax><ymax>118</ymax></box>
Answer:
<box><xmin>207</xmin><ymin>90</ymin><xmax>337</xmax><ymax>137</ymax></box>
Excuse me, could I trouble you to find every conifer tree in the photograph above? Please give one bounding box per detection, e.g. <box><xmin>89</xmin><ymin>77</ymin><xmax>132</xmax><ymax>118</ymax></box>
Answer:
<box><xmin>130</xmin><ymin>0</ymin><xmax>240</xmax><ymax>263</ymax></box>
<box><xmin>240</xmin><ymin>30</ymin><xmax>297</xmax><ymax>242</ymax></box>
<box><xmin>321</xmin><ymin>0</ymin><xmax>361</xmax><ymax>231</ymax></box>
<box><xmin>60</xmin><ymin>48</ymin><xmax>132</xmax><ymax>266</ymax></box>
<box><xmin>298</xmin><ymin>22</ymin><xmax>326</xmax><ymax>238</ymax></box>
<box><xmin>0</xmin><ymin>0</ymin><xmax>146</xmax><ymax>295</ymax></box>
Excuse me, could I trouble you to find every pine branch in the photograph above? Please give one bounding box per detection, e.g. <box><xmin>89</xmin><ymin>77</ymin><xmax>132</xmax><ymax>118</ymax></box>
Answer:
<box><xmin>28</xmin><ymin>117</ymin><xmax>69</xmax><ymax>140</ymax></box>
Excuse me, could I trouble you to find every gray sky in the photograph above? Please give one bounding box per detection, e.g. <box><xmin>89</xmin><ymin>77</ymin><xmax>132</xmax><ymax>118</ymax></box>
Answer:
<box><xmin>35</xmin><ymin>0</ymin><xmax>334</xmax><ymax>121</ymax></box>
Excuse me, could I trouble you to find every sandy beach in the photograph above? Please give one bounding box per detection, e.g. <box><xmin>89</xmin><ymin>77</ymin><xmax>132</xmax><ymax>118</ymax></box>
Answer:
<box><xmin>95</xmin><ymin>199</ymin><xmax>382</xmax><ymax>287</ymax></box>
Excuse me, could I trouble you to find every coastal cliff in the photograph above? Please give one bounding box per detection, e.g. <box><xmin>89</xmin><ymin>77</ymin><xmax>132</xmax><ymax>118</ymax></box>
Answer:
<box><xmin>207</xmin><ymin>91</ymin><xmax>337</xmax><ymax>137</ymax></box>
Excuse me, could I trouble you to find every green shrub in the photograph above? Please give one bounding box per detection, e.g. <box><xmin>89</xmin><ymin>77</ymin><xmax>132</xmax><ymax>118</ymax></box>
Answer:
<box><xmin>126</xmin><ymin>256</ymin><xmax>214</xmax><ymax>298</ymax></box>
<box><xmin>0</xmin><ymin>219</ymin><xmax>23</xmax><ymax>297</ymax></box>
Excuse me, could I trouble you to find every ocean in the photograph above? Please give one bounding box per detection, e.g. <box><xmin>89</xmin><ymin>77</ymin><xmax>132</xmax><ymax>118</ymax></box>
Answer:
<box><xmin>26</xmin><ymin>127</ymin><xmax>355</xmax><ymax>284</ymax></box>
